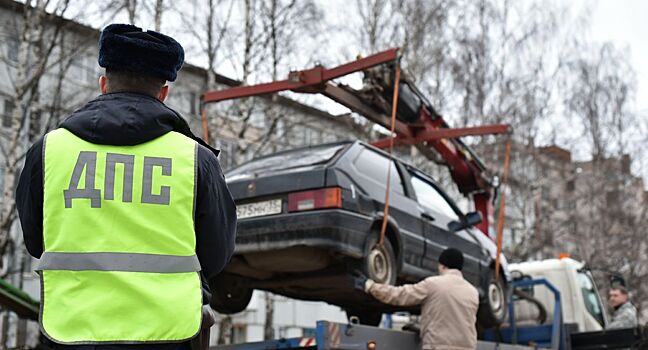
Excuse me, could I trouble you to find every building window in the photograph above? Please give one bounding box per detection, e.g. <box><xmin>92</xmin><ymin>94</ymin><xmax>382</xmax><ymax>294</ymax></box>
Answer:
<box><xmin>231</xmin><ymin>324</ymin><xmax>247</xmax><ymax>344</ymax></box>
<box><xmin>3</xmin><ymin>100</ymin><xmax>15</xmax><ymax>128</ymax></box>
<box><xmin>214</xmin><ymin>138</ymin><xmax>238</xmax><ymax>171</ymax></box>
<box><xmin>566</xmin><ymin>180</ymin><xmax>574</xmax><ymax>192</ymax></box>
<box><xmin>302</xmin><ymin>127</ymin><xmax>314</xmax><ymax>145</ymax></box>
<box><xmin>302</xmin><ymin>328</ymin><xmax>316</xmax><ymax>338</ymax></box>
<box><xmin>606</xmin><ymin>190</ymin><xmax>619</xmax><ymax>206</ymax></box>
<box><xmin>567</xmin><ymin>200</ymin><xmax>576</xmax><ymax>210</ymax></box>
<box><xmin>86</xmin><ymin>63</ymin><xmax>98</xmax><ymax>85</ymax></box>
<box><xmin>6</xmin><ymin>39</ymin><xmax>19</xmax><ymax>62</ymax></box>
<box><xmin>69</xmin><ymin>56</ymin><xmax>84</xmax><ymax>81</ymax></box>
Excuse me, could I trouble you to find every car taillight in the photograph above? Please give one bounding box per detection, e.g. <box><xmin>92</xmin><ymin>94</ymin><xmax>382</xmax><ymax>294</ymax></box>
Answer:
<box><xmin>287</xmin><ymin>187</ymin><xmax>342</xmax><ymax>212</ymax></box>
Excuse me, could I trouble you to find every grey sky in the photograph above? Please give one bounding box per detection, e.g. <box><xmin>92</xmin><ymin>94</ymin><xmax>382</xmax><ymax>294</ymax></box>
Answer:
<box><xmin>586</xmin><ymin>0</ymin><xmax>648</xmax><ymax>184</ymax></box>
<box><xmin>587</xmin><ymin>0</ymin><xmax>648</xmax><ymax>113</ymax></box>
<box><xmin>80</xmin><ymin>0</ymin><xmax>648</xmax><ymax>185</ymax></box>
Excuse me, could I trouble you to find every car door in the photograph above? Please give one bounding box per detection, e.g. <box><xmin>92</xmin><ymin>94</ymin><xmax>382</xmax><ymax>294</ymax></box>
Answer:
<box><xmin>408</xmin><ymin>171</ymin><xmax>482</xmax><ymax>285</ymax></box>
<box><xmin>347</xmin><ymin>146</ymin><xmax>424</xmax><ymax>271</ymax></box>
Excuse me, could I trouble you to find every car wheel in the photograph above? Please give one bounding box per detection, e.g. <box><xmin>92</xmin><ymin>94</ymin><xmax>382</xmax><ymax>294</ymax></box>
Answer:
<box><xmin>345</xmin><ymin>308</ymin><xmax>383</xmax><ymax>326</ymax></box>
<box><xmin>477</xmin><ymin>269</ymin><xmax>508</xmax><ymax>328</ymax></box>
<box><xmin>363</xmin><ymin>235</ymin><xmax>397</xmax><ymax>285</ymax></box>
<box><xmin>210</xmin><ymin>273</ymin><xmax>253</xmax><ymax>314</ymax></box>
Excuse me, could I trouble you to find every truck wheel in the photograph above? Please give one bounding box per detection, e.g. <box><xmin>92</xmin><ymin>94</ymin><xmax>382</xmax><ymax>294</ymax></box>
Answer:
<box><xmin>210</xmin><ymin>273</ymin><xmax>253</xmax><ymax>314</ymax></box>
<box><xmin>477</xmin><ymin>269</ymin><xmax>507</xmax><ymax>328</ymax></box>
<box><xmin>363</xmin><ymin>235</ymin><xmax>397</xmax><ymax>285</ymax></box>
<box><xmin>345</xmin><ymin>309</ymin><xmax>383</xmax><ymax>326</ymax></box>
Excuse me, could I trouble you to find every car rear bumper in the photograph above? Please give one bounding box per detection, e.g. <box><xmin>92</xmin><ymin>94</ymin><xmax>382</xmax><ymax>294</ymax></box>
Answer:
<box><xmin>234</xmin><ymin>209</ymin><xmax>374</xmax><ymax>258</ymax></box>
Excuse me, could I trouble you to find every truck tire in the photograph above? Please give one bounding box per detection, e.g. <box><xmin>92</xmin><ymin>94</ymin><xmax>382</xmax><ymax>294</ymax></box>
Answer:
<box><xmin>363</xmin><ymin>235</ymin><xmax>397</xmax><ymax>285</ymax></box>
<box><xmin>477</xmin><ymin>269</ymin><xmax>507</xmax><ymax>328</ymax></box>
<box><xmin>210</xmin><ymin>273</ymin><xmax>253</xmax><ymax>314</ymax></box>
<box><xmin>345</xmin><ymin>308</ymin><xmax>383</xmax><ymax>326</ymax></box>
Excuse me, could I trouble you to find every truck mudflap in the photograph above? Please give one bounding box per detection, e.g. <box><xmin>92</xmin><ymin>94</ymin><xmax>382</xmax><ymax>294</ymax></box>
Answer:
<box><xmin>211</xmin><ymin>320</ymin><xmax>539</xmax><ymax>350</ymax></box>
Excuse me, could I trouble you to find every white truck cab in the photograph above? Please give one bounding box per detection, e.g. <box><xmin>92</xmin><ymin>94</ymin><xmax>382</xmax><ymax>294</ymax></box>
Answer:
<box><xmin>508</xmin><ymin>257</ymin><xmax>609</xmax><ymax>332</ymax></box>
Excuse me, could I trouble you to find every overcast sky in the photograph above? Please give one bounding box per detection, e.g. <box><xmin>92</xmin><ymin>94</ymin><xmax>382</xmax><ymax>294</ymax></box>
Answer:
<box><xmin>81</xmin><ymin>0</ymin><xmax>648</xmax><ymax>185</ymax></box>
<box><xmin>586</xmin><ymin>0</ymin><xmax>648</xmax><ymax>113</ymax></box>
<box><xmin>583</xmin><ymin>0</ymin><xmax>648</xmax><ymax>183</ymax></box>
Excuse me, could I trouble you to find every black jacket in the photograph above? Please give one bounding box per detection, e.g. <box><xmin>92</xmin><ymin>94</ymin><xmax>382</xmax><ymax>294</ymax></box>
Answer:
<box><xmin>16</xmin><ymin>92</ymin><xmax>237</xmax><ymax>350</ymax></box>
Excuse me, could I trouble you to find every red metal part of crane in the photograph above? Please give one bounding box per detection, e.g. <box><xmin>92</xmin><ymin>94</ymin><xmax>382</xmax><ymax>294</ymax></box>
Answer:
<box><xmin>201</xmin><ymin>48</ymin><xmax>510</xmax><ymax>236</ymax></box>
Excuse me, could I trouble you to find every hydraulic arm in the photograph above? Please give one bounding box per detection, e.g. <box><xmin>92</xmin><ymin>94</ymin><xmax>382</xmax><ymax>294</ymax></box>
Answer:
<box><xmin>201</xmin><ymin>48</ymin><xmax>511</xmax><ymax>236</ymax></box>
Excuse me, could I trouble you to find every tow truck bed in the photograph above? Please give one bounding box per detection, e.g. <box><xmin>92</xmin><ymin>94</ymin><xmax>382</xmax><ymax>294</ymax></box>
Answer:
<box><xmin>210</xmin><ymin>320</ymin><xmax>538</xmax><ymax>350</ymax></box>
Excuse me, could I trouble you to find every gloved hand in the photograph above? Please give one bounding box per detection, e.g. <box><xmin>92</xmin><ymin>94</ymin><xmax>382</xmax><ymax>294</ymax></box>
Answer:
<box><xmin>402</xmin><ymin>322</ymin><xmax>421</xmax><ymax>335</ymax></box>
<box><xmin>350</xmin><ymin>270</ymin><xmax>369</xmax><ymax>292</ymax></box>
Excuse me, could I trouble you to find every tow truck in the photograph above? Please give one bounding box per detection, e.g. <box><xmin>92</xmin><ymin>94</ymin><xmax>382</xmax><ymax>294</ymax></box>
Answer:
<box><xmin>209</xmin><ymin>274</ymin><xmax>644</xmax><ymax>350</ymax></box>
<box><xmin>0</xmin><ymin>270</ymin><xmax>641</xmax><ymax>350</ymax></box>
<box><xmin>201</xmin><ymin>49</ymin><xmax>645</xmax><ymax>349</ymax></box>
<box><xmin>0</xmin><ymin>49</ymin><xmax>648</xmax><ymax>350</ymax></box>
<box><xmin>201</xmin><ymin>48</ymin><xmax>514</xmax><ymax>326</ymax></box>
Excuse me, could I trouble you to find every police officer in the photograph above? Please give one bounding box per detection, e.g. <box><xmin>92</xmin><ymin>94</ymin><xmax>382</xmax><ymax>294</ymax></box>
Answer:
<box><xmin>16</xmin><ymin>24</ymin><xmax>237</xmax><ymax>349</ymax></box>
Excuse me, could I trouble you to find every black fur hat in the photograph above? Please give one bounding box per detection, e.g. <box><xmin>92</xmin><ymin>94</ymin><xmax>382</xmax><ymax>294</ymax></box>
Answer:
<box><xmin>98</xmin><ymin>24</ymin><xmax>184</xmax><ymax>82</ymax></box>
<box><xmin>439</xmin><ymin>248</ymin><xmax>464</xmax><ymax>270</ymax></box>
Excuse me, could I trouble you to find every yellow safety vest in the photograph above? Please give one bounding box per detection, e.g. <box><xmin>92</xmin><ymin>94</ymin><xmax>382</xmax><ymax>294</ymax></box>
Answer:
<box><xmin>38</xmin><ymin>128</ymin><xmax>202</xmax><ymax>344</ymax></box>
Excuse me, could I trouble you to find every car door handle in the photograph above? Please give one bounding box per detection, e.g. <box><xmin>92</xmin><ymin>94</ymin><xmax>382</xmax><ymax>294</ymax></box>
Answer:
<box><xmin>421</xmin><ymin>212</ymin><xmax>435</xmax><ymax>222</ymax></box>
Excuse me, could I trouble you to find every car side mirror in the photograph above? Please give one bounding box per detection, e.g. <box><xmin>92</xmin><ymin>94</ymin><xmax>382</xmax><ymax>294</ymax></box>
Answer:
<box><xmin>465</xmin><ymin>211</ymin><xmax>482</xmax><ymax>226</ymax></box>
<box><xmin>448</xmin><ymin>211</ymin><xmax>482</xmax><ymax>232</ymax></box>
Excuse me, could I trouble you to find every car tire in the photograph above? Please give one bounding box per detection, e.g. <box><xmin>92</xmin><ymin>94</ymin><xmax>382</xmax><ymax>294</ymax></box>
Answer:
<box><xmin>363</xmin><ymin>235</ymin><xmax>397</xmax><ymax>285</ymax></box>
<box><xmin>477</xmin><ymin>269</ymin><xmax>508</xmax><ymax>328</ymax></box>
<box><xmin>345</xmin><ymin>308</ymin><xmax>383</xmax><ymax>326</ymax></box>
<box><xmin>210</xmin><ymin>273</ymin><xmax>253</xmax><ymax>314</ymax></box>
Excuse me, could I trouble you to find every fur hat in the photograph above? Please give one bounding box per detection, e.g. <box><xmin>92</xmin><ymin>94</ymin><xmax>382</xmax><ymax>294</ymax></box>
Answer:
<box><xmin>98</xmin><ymin>24</ymin><xmax>184</xmax><ymax>82</ymax></box>
<box><xmin>439</xmin><ymin>248</ymin><xmax>464</xmax><ymax>270</ymax></box>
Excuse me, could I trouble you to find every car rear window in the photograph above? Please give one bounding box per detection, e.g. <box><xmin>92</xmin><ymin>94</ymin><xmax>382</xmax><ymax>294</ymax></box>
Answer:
<box><xmin>228</xmin><ymin>144</ymin><xmax>346</xmax><ymax>176</ymax></box>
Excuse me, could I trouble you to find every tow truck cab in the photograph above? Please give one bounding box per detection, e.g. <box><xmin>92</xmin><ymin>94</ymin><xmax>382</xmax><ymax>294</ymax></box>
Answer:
<box><xmin>509</xmin><ymin>258</ymin><xmax>609</xmax><ymax>332</ymax></box>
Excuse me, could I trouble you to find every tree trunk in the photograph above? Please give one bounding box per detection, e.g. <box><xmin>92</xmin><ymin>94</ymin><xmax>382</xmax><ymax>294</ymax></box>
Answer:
<box><xmin>263</xmin><ymin>292</ymin><xmax>274</xmax><ymax>340</ymax></box>
<box><xmin>127</xmin><ymin>0</ymin><xmax>137</xmax><ymax>24</ymax></box>
<box><xmin>154</xmin><ymin>0</ymin><xmax>164</xmax><ymax>31</ymax></box>
<box><xmin>216</xmin><ymin>315</ymin><xmax>232</xmax><ymax>345</ymax></box>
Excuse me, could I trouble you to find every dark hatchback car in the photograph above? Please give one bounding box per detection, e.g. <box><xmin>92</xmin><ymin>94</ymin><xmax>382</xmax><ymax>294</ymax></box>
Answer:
<box><xmin>215</xmin><ymin>141</ymin><xmax>509</xmax><ymax>327</ymax></box>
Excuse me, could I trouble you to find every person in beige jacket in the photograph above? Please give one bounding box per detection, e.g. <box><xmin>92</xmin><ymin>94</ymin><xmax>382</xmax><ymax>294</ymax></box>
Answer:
<box><xmin>358</xmin><ymin>248</ymin><xmax>479</xmax><ymax>350</ymax></box>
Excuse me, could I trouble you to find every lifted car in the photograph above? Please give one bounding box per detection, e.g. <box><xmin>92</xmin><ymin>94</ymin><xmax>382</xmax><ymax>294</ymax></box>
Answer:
<box><xmin>216</xmin><ymin>141</ymin><xmax>509</xmax><ymax>327</ymax></box>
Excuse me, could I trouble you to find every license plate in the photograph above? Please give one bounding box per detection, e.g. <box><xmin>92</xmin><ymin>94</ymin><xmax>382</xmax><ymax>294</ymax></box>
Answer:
<box><xmin>237</xmin><ymin>199</ymin><xmax>282</xmax><ymax>219</ymax></box>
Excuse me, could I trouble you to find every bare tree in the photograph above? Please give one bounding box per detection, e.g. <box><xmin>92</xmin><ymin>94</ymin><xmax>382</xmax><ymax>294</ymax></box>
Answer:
<box><xmin>153</xmin><ymin>0</ymin><xmax>164</xmax><ymax>31</ymax></box>
<box><xmin>263</xmin><ymin>292</ymin><xmax>274</xmax><ymax>340</ymax></box>
<box><xmin>351</xmin><ymin>0</ymin><xmax>571</xmax><ymax>248</ymax></box>
<box><xmin>561</xmin><ymin>42</ymin><xmax>648</xmax><ymax>317</ymax></box>
<box><xmin>0</xmin><ymin>0</ymin><xmax>73</xmax><ymax>261</ymax></box>
<box><xmin>180</xmin><ymin>0</ymin><xmax>324</xmax><ymax>162</ymax></box>
<box><xmin>126</xmin><ymin>0</ymin><xmax>137</xmax><ymax>24</ymax></box>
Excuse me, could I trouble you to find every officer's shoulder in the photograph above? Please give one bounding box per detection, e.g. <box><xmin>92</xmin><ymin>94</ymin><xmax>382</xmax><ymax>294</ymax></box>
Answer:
<box><xmin>195</xmin><ymin>143</ymin><xmax>223</xmax><ymax>173</ymax></box>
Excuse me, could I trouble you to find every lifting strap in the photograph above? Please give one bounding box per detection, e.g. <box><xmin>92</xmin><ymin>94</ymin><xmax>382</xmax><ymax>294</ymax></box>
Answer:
<box><xmin>495</xmin><ymin>138</ymin><xmax>512</xmax><ymax>280</ymax></box>
<box><xmin>378</xmin><ymin>61</ymin><xmax>401</xmax><ymax>247</ymax></box>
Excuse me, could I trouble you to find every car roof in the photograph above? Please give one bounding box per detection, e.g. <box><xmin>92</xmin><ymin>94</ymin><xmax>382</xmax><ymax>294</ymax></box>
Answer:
<box><xmin>225</xmin><ymin>140</ymin><xmax>354</xmax><ymax>174</ymax></box>
<box><xmin>226</xmin><ymin>139</ymin><xmax>437</xmax><ymax>182</ymax></box>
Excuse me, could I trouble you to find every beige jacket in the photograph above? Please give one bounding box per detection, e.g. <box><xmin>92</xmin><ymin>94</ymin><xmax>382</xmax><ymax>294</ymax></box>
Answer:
<box><xmin>367</xmin><ymin>269</ymin><xmax>479</xmax><ymax>350</ymax></box>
